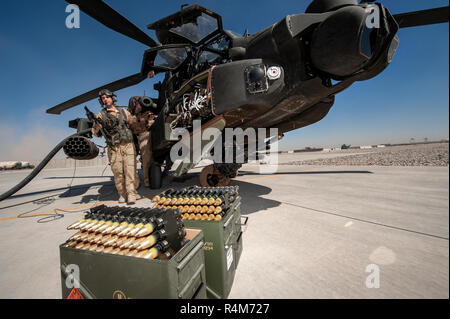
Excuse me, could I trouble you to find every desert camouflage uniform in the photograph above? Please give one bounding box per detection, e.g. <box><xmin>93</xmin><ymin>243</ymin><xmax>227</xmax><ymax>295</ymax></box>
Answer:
<box><xmin>92</xmin><ymin>107</ymin><xmax>139</xmax><ymax>200</ymax></box>
<box><xmin>130</xmin><ymin>111</ymin><xmax>154</xmax><ymax>187</ymax></box>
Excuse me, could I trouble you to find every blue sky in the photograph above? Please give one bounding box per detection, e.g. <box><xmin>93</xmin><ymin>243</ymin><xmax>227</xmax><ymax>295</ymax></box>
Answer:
<box><xmin>0</xmin><ymin>0</ymin><xmax>448</xmax><ymax>160</ymax></box>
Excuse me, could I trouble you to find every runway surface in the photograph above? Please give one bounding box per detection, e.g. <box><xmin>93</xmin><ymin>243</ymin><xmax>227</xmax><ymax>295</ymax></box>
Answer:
<box><xmin>0</xmin><ymin>152</ymin><xmax>448</xmax><ymax>298</ymax></box>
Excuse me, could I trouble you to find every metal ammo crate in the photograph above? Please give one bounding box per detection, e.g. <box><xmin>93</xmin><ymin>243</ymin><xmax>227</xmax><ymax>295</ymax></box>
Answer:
<box><xmin>183</xmin><ymin>196</ymin><xmax>246</xmax><ymax>299</ymax></box>
<box><xmin>60</xmin><ymin>229</ymin><xmax>206</xmax><ymax>299</ymax></box>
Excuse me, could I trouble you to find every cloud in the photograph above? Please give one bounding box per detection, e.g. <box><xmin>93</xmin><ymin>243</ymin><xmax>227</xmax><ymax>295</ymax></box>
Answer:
<box><xmin>0</xmin><ymin>121</ymin><xmax>70</xmax><ymax>162</ymax></box>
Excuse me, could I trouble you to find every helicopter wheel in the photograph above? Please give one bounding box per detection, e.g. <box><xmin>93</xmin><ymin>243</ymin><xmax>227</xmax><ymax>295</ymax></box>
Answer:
<box><xmin>199</xmin><ymin>164</ymin><xmax>230</xmax><ymax>187</ymax></box>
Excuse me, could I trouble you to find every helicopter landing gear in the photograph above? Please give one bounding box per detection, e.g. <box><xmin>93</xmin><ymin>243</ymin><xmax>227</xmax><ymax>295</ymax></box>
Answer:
<box><xmin>199</xmin><ymin>164</ymin><xmax>231</xmax><ymax>187</ymax></box>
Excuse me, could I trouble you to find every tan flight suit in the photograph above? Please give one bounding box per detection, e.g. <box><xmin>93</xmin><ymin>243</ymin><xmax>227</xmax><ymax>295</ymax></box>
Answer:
<box><xmin>138</xmin><ymin>131</ymin><xmax>152</xmax><ymax>187</ymax></box>
<box><xmin>92</xmin><ymin>107</ymin><xmax>139</xmax><ymax>200</ymax></box>
<box><xmin>129</xmin><ymin>111</ymin><xmax>154</xmax><ymax>187</ymax></box>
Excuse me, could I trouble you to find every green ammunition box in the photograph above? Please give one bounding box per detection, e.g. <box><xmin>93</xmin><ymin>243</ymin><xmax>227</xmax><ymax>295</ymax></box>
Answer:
<box><xmin>183</xmin><ymin>197</ymin><xmax>244</xmax><ymax>299</ymax></box>
<box><xmin>60</xmin><ymin>229</ymin><xmax>206</xmax><ymax>299</ymax></box>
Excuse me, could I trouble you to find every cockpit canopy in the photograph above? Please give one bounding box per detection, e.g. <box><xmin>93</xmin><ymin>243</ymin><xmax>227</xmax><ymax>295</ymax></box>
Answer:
<box><xmin>147</xmin><ymin>4</ymin><xmax>223</xmax><ymax>45</ymax></box>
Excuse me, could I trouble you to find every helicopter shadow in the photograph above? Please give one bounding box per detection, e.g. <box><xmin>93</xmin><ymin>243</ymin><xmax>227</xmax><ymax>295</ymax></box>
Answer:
<box><xmin>76</xmin><ymin>169</ymin><xmax>175</xmax><ymax>204</ymax></box>
<box><xmin>69</xmin><ymin>170</ymin><xmax>280</xmax><ymax>213</ymax></box>
<box><xmin>153</xmin><ymin>172</ymin><xmax>280</xmax><ymax>216</ymax></box>
<box><xmin>76</xmin><ymin>182</ymin><xmax>117</xmax><ymax>204</ymax></box>
<box><xmin>229</xmin><ymin>179</ymin><xmax>280</xmax><ymax>216</ymax></box>
<box><xmin>58</xmin><ymin>175</ymin><xmax>115</xmax><ymax>199</ymax></box>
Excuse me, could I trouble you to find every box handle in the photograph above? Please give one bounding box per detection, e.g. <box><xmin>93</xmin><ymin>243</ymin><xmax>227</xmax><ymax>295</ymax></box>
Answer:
<box><xmin>236</xmin><ymin>231</ymin><xmax>243</xmax><ymax>243</ymax></box>
<box><xmin>237</xmin><ymin>216</ymin><xmax>249</xmax><ymax>232</ymax></box>
<box><xmin>232</xmin><ymin>201</ymin><xmax>241</xmax><ymax>213</ymax></box>
<box><xmin>223</xmin><ymin>212</ymin><xmax>235</xmax><ymax>228</ymax></box>
<box><xmin>178</xmin><ymin>264</ymin><xmax>204</xmax><ymax>299</ymax></box>
<box><xmin>239</xmin><ymin>216</ymin><xmax>248</xmax><ymax>226</ymax></box>
<box><xmin>177</xmin><ymin>241</ymin><xmax>204</xmax><ymax>271</ymax></box>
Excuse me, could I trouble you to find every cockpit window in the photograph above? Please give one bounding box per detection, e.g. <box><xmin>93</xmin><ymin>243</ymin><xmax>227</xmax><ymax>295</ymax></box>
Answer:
<box><xmin>169</xmin><ymin>12</ymin><xmax>219</xmax><ymax>44</ymax></box>
<box><xmin>154</xmin><ymin>47</ymin><xmax>188</xmax><ymax>69</ymax></box>
<box><xmin>198</xmin><ymin>51</ymin><xmax>222</xmax><ymax>65</ymax></box>
<box><xmin>206</xmin><ymin>36</ymin><xmax>230</xmax><ymax>53</ymax></box>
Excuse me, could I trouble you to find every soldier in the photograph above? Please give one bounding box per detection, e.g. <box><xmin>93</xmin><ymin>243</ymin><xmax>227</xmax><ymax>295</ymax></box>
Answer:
<box><xmin>91</xmin><ymin>89</ymin><xmax>139</xmax><ymax>204</ymax></box>
<box><xmin>128</xmin><ymin>96</ymin><xmax>156</xmax><ymax>187</ymax></box>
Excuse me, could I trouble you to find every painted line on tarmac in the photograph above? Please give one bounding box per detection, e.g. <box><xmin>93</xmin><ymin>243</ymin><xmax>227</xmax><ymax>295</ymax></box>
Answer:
<box><xmin>282</xmin><ymin>201</ymin><xmax>449</xmax><ymax>241</ymax></box>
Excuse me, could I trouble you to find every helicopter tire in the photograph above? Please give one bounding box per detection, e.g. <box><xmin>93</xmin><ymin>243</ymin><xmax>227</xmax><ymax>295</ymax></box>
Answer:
<box><xmin>199</xmin><ymin>164</ymin><xmax>231</xmax><ymax>187</ymax></box>
<box><xmin>150</xmin><ymin>163</ymin><xmax>162</xmax><ymax>189</ymax></box>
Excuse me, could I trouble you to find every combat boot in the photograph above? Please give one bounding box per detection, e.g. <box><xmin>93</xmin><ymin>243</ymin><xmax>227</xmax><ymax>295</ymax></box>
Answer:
<box><xmin>118</xmin><ymin>195</ymin><xmax>126</xmax><ymax>203</ymax></box>
<box><xmin>127</xmin><ymin>194</ymin><xmax>136</xmax><ymax>205</ymax></box>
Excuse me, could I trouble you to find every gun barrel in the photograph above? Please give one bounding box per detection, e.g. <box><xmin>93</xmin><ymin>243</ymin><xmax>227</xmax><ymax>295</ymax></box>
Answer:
<box><xmin>139</xmin><ymin>97</ymin><xmax>153</xmax><ymax>108</ymax></box>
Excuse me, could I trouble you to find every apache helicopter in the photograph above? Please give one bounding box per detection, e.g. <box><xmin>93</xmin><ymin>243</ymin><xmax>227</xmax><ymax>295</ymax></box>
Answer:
<box><xmin>46</xmin><ymin>0</ymin><xmax>449</xmax><ymax>189</ymax></box>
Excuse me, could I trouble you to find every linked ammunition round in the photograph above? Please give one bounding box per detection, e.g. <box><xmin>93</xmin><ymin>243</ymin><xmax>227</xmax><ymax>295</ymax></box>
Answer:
<box><xmin>136</xmin><ymin>235</ymin><xmax>157</xmax><ymax>250</ymax></box>
<box><xmin>69</xmin><ymin>231</ymin><xmax>83</xmax><ymax>241</ymax></box>
<box><xmin>64</xmin><ymin>240</ymin><xmax>78</xmax><ymax>248</ymax></box>
<box><xmin>90</xmin><ymin>220</ymin><xmax>106</xmax><ymax>232</ymax></box>
<box><xmin>120</xmin><ymin>237</ymin><xmax>136</xmax><ymax>249</ymax></box>
<box><xmin>115</xmin><ymin>236</ymin><xmax>130</xmax><ymax>247</ymax></box>
<box><xmin>139</xmin><ymin>248</ymin><xmax>158</xmax><ymax>259</ymax></box>
<box><xmin>111</xmin><ymin>222</ymin><xmax>129</xmax><ymax>235</ymax></box>
<box><xmin>102</xmin><ymin>222</ymin><xmax>119</xmax><ymax>234</ymax></box>
<box><xmin>126</xmin><ymin>249</ymin><xmax>140</xmax><ymax>257</ymax></box>
<box><xmin>135</xmin><ymin>223</ymin><xmax>155</xmax><ymax>237</ymax></box>
<box><xmin>75</xmin><ymin>242</ymin><xmax>86</xmax><ymax>249</ymax></box>
<box><xmin>104</xmin><ymin>235</ymin><xmax>119</xmax><ymax>247</ymax></box>
<box><xmin>95</xmin><ymin>245</ymin><xmax>105</xmax><ymax>253</ymax></box>
<box><xmin>127</xmin><ymin>223</ymin><xmax>144</xmax><ymax>236</ymax></box>
<box><xmin>79</xmin><ymin>232</ymin><xmax>91</xmax><ymax>242</ymax></box>
<box><xmin>111</xmin><ymin>247</ymin><xmax>121</xmax><ymax>255</ymax></box>
<box><xmin>82</xmin><ymin>220</ymin><xmax>99</xmax><ymax>231</ymax></box>
<box><xmin>200</xmin><ymin>206</ymin><xmax>208</xmax><ymax>214</ymax></box>
<box><xmin>128</xmin><ymin>237</ymin><xmax>145</xmax><ymax>250</ymax></box>
<box><xmin>96</xmin><ymin>221</ymin><xmax>113</xmax><ymax>233</ymax></box>
<box><xmin>92</xmin><ymin>233</ymin><xmax>104</xmax><ymax>244</ymax></box>
<box><xmin>102</xmin><ymin>246</ymin><xmax>114</xmax><ymax>254</ymax></box>
<box><xmin>67</xmin><ymin>218</ymin><xmax>86</xmax><ymax>230</ymax></box>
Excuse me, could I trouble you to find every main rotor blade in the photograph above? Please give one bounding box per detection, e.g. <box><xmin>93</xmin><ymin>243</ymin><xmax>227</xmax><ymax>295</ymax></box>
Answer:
<box><xmin>67</xmin><ymin>0</ymin><xmax>158</xmax><ymax>47</ymax></box>
<box><xmin>46</xmin><ymin>73</ymin><xmax>146</xmax><ymax>114</ymax></box>
<box><xmin>393</xmin><ymin>6</ymin><xmax>449</xmax><ymax>28</ymax></box>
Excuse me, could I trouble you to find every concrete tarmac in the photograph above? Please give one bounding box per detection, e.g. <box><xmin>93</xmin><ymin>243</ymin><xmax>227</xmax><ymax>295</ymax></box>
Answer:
<box><xmin>0</xmin><ymin>153</ymin><xmax>448</xmax><ymax>298</ymax></box>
